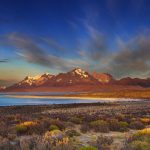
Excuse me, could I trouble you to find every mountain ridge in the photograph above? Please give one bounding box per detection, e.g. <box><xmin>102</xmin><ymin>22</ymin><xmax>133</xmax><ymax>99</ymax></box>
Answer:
<box><xmin>3</xmin><ymin>68</ymin><xmax>150</xmax><ymax>92</ymax></box>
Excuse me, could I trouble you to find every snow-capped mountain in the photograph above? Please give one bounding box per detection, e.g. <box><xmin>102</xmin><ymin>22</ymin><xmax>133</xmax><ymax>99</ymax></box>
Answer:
<box><xmin>42</xmin><ymin>68</ymin><xmax>99</xmax><ymax>86</ymax></box>
<box><xmin>4</xmin><ymin>67</ymin><xmax>150</xmax><ymax>92</ymax></box>
<box><xmin>6</xmin><ymin>68</ymin><xmax>100</xmax><ymax>91</ymax></box>
<box><xmin>11</xmin><ymin>73</ymin><xmax>54</xmax><ymax>88</ymax></box>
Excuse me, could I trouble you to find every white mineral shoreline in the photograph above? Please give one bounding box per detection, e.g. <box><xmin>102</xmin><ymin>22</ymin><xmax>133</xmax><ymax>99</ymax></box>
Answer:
<box><xmin>5</xmin><ymin>95</ymin><xmax>142</xmax><ymax>101</ymax></box>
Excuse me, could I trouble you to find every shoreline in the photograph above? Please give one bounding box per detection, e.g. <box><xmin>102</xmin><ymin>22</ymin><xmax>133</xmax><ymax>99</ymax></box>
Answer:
<box><xmin>0</xmin><ymin>94</ymin><xmax>147</xmax><ymax>107</ymax></box>
<box><xmin>5</xmin><ymin>95</ymin><xmax>145</xmax><ymax>101</ymax></box>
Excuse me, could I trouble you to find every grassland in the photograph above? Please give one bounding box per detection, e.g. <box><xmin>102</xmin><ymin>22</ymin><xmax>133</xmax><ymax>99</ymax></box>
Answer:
<box><xmin>0</xmin><ymin>101</ymin><xmax>150</xmax><ymax>150</ymax></box>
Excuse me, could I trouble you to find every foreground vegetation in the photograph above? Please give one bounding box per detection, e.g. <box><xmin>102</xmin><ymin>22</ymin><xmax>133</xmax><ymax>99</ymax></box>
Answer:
<box><xmin>0</xmin><ymin>101</ymin><xmax>150</xmax><ymax>150</ymax></box>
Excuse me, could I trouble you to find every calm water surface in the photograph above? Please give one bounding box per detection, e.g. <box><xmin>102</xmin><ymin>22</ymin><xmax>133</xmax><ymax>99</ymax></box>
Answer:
<box><xmin>0</xmin><ymin>92</ymin><xmax>141</xmax><ymax>106</ymax></box>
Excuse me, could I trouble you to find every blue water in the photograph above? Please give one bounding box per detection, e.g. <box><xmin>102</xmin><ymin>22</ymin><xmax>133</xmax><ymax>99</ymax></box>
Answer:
<box><xmin>0</xmin><ymin>92</ymin><xmax>142</xmax><ymax>106</ymax></box>
<box><xmin>0</xmin><ymin>92</ymin><xmax>102</xmax><ymax>106</ymax></box>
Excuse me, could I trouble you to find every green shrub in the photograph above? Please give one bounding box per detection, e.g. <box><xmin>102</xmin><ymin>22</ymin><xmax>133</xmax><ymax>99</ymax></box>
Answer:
<box><xmin>65</xmin><ymin>129</ymin><xmax>80</xmax><ymax>137</ymax></box>
<box><xmin>15</xmin><ymin>121</ymin><xmax>38</xmax><ymax>135</ymax></box>
<box><xmin>129</xmin><ymin>140</ymin><xmax>150</xmax><ymax>150</ymax></box>
<box><xmin>50</xmin><ymin>119</ymin><xmax>66</xmax><ymax>130</ymax></box>
<box><xmin>108</xmin><ymin>119</ymin><xmax>120</xmax><ymax>131</ymax></box>
<box><xmin>49</xmin><ymin>125</ymin><xmax>59</xmax><ymax>131</ymax></box>
<box><xmin>130</xmin><ymin>121</ymin><xmax>144</xmax><ymax>130</ymax></box>
<box><xmin>116</xmin><ymin>113</ymin><xmax>125</xmax><ymax>121</ymax></box>
<box><xmin>53</xmin><ymin>142</ymin><xmax>74</xmax><ymax>150</ymax></box>
<box><xmin>123</xmin><ymin>128</ymin><xmax>150</xmax><ymax>150</ymax></box>
<box><xmin>96</xmin><ymin>135</ymin><xmax>113</xmax><ymax>150</ymax></box>
<box><xmin>90</xmin><ymin>120</ymin><xmax>109</xmax><ymax>133</ymax></box>
<box><xmin>119</xmin><ymin>121</ymin><xmax>129</xmax><ymax>132</ymax></box>
<box><xmin>80</xmin><ymin>124</ymin><xmax>89</xmax><ymax>133</ymax></box>
<box><xmin>78</xmin><ymin>146</ymin><xmax>98</xmax><ymax>150</ymax></box>
<box><xmin>16</xmin><ymin>124</ymin><xmax>28</xmax><ymax>134</ymax></box>
<box><xmin>70</xmin><ymin>117</ymin><xmax>82</xmax><ymax>124</ymax></box>
<box><xmin>140</xmin><ymin>118</ymin><xmax>150</xmax><ymax>125</ymax></box>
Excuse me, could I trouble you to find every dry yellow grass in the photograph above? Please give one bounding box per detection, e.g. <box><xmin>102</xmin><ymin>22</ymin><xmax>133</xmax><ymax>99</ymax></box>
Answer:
<box><xmin>140</xmin><ymin>118</ymin><xmax>150</xmax><ymax>124</ymax></box>
<box><xmin>20</xmin><ymin>121</ymin><xmax>38</xmax><ymax>127</ymax></box>
<box><xmin>133</xmin><ymin>128</ymin><xmax>150</xmax><ymax>137</ymax></box>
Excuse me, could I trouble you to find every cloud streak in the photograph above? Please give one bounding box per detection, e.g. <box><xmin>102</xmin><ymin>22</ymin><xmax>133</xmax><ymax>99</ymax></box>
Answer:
<box><xmin>78</xmin><ymin>24</ymin><xmax>109</xmax><ymax>63</ymax></box>
<box><xmin>2</xmin><ymin>32</ymin><xmax>89</xmax><ymax>71</ymax></box>
<box><xmin>77</xmin><ymin>23</ymin><xmax>150</xmax><ymax>78</ymax></box>
<box><xmin>105</xmin><ymin>34</ymin><xmax>150</xmax><ymax>78</ymax></box>
<box><xmin>42</xmin><ymin>37</ymin><xmax>68</xmax><ymax>52</ymax></box>
<box><xmin>0</xmin><ymin>59</ymin><xmax>8</xmax><ymax>63</ymax></box>
<box><xmin>1</xmin><ymin>30</ymin><xmax>150</xmax><ymax>79</ymax></box>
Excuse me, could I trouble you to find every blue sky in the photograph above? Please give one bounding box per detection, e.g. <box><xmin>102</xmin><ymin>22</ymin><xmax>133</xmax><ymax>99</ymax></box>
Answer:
<box><xmin>1</xmin><ymin>0</ymin><xmax>150</xmax><ymax>86</ymax></box>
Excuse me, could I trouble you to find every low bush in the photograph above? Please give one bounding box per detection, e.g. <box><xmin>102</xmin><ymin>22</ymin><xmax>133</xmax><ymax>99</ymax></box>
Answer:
<box><xmin>133</xmin><ymin>128</ymin><xmax>150</xmax><ymax>139</ymax></box>
<box><xmin>78</xmin><ymin>146</ymin><xmax>98</xmax><ymax>150</ymax></box>
<box><xmin>116</xmin><ymin>113</ymin><xmax>125</xmax><ymax>121</ymax></box>
<box><xmin>123</xmin><ymin>128</ymin><xmax>150</xmax><ymax>150</ymax></box>
<box><xmin>0</xmin><ymin>121</ymin><xmax>9</xmax><ymax>137</ymax></box>
<box><xmin>140</xmin><ymin>118</ymin><xmax>150</xmax><ymax>125</ymax></box>
<box><xmin>65</xmin><ymin>129</ymin><xmax>80</xmax><ymax>137</ymax></box>
<box><xmin>129</xmin><ymin>121</ymin><xmax>144</xmax><ymax>130</ymax></box>
<box><xmin>108</xmin><ymin>119</ymin><xmax>120</xmax><ymax>131</ymax></box>
<box><xmin>90</xmin><ymin>120</ymin><xmax>109</xmax><ymax>133</ymax></box>
<box><xmin>80</xmin><ymin>124</ymin><xmax>90</xmax><ymax>133</ymax></box>
<box><xmin>15</xmin><ymin>124</ymin><xmax>28</xmax><ymax>134</ymax></box>
<box><xmin>49</xmin><ymin>125</ymin><xmax>59</xmax><ymax>131</ymax></box>
<box><xmin>44</xmin><ymin>129</ymin><xmax>64</xmax><ymax>143</ymax></box>
<box><xmin>53</xmin><ymin>142</ymin><xmax>74</xmax><ymax>150</ymax></box>
<box><xmin>15</xmin><ymin>121</ymin><xmax>38</xmax><ymax>135</ymax></box>
<box><xmin>119</xmin><ymin>121</ymin><xmax>129</xmax><ymax>132</ymax></box>
<box><xmin>96</xmin><ymin>135</ymin><xmax>113</xmax><ymax>150</ymax></box>
<box><xmin>129</xmin><ymin>140</ymin><xmax>150</xmax><ymax>150</ymax></box>
<box><xmin>108</xmin><ymin>119</ymin><xmax>129</xmax><ymax>132</ymax></box>
<box><xmin>50</xmin><ymin>119</ymin><xmax>66</xmax><ymax>130</ymax></box>
<box><xmin>70</xmin><ymin>117</ymin><xmax>83</xmax><ymax>124</ymax></box>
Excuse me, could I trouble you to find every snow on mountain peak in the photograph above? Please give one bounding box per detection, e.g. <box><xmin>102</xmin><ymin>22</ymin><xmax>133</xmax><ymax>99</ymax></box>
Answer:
<box><xmin>25</xmin><ymin>75</ymin><xmax>41</xmax><ymax>80</ymax></box>
<box><xmin>19</xmin><ymin>75</ymin><xmax>41</xmax><ymax>86</ymax></box>
<box><xmin>43</xmin><ymin>73</ymin><xmax>50</xmax><ymax>76</ymax></box>
<box><xmin>73</xmin><ymin>68</ymin><xmax>88</xmax><ymax>78</ymax></box>
<box><xmin>17</xmin><ymin>73</ymin><xmax>54</xmax><ymax>87</ymax></box>
<box><xmin>32</xmin><ymin>75</ymin><xmax>41</xmax><ymax>80</ymax></box>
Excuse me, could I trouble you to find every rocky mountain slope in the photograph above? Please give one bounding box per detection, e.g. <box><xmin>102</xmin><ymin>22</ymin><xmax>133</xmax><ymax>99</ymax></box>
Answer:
<box><xmin>116</xmin><ymin>77</ymin><xmax>150</xmax><ymax>87</ymax></box>
<box><xmin>3</xmin><ymin>68</ymin><xmax>150</xmax><ymax>92</ymax></box>
<box><xmin>92</xmin><ymin>72</ymin><xmax>114</xmax><ymax>84</ymax></box>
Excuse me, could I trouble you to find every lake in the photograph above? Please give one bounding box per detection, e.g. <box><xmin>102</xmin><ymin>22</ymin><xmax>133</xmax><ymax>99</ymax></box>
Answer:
<box><xmin>0</xmin><ymin>92</ymin><xmax>141</xmax><ymax>106</ymax></box>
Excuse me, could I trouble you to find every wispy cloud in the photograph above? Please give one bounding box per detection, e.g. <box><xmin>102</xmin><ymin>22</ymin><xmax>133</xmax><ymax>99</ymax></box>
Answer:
<box><xmin>107</xmin><ymin>34</ymin><xmax>150</xmax><ymax>78</ymax></box>
<box><xmin>42</xmin><ymin>37</ymin><xmax>67</xmax><ymax>52</ymax></box>
<box><xmin>74</xmin><ymin>5</ymin><xmax>150</xmax><ymax>78</ymax></box>
<box><xmin>83</xmin><ymin>24</ymin><xmax>108</xmax><ymax>61</ymax></box>
<box><xmin>1</xmin><ymin>32</ymin><xmax>89</xmax><ymax>71</ymax></box>
<box><xmin>1</xmin><ymin>4</ymin><xmax>150</xmax><ymax>79</ymax></box>
<box><xmin>0</xmin><ymin>59</ymin><xmax>8</xmax><ymax>63</ymax></box>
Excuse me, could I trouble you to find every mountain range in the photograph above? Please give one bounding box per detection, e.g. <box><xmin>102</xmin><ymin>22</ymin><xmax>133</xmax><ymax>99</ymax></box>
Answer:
<box><xmin>2</xmin><ymin>68</ymin><xmax>150</xmax><ymax>92</ymax></box>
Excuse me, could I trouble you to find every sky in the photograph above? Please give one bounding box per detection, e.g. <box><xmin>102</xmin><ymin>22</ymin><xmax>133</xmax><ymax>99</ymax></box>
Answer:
<box><xmin>1</xmin><ymin>0</ymin><xmax>150</xmax><ymax>86</ymax></box>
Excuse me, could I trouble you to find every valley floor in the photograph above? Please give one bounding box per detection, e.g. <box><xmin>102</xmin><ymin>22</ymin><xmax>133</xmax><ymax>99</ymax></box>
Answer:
<box><xmin>0</xmin><ymin>101</ymin><xmax>150</xmax><ymax>150</ymax></box>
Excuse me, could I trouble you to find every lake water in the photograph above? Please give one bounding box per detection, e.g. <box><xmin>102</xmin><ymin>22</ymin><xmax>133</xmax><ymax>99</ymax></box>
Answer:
<box><xmin>0</xmin><ymin>92</ymin><xmax>141</xmax><ymax>106</ymax></box>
